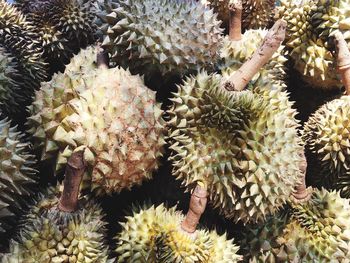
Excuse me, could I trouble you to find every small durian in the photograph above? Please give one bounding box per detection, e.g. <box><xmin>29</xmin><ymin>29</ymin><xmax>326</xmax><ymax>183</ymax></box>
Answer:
<box><xmin>168</xmin><ymin>21</ymin><xmax>303</xmax><ymax>224</ymax></box>
<box><xmin>303</xmin><ymin>32</ymin><xmax>350</xmax><ymax>197</ymax></box>
<box><xmin>203</xmin><ymin>0</ymin><xmax>276</xmax><ymax>31</ymax></box>
<box><xmin>0</xmin><ymin>118</ymin><xmax>37</xmax><ymax>233</ymax></box>
<box><xmin>0</xmin><ymin>0</ymin><xmax>47</xmax><ymax>116</ymax></box>
<box><xmin>96</xmin><ymin>0</ymin><xmax>223</xmax><ymax>78</ymax></box>
<box><xmin>278</xmin><ymin>0</ymin><xmax>350</xmax><ymax>88</ymax></box>
<box><xmin>27</xmin><ymin>46</ymin><xmax>166</xmax><ymax>195</ymax></box>
<box><xmin>16</xmin><ymin>0</ymin><xmax>96</xmax><ymax>71</ymax></box>
<box><xmin>1</xmin><ymin>152</ymin><xmax>112</xmax><ymax>263</ymax></box>
<box><xmin>116</xmin><ymin>185</ymin><xmax>241</xmax><ymax>262</ymax></box>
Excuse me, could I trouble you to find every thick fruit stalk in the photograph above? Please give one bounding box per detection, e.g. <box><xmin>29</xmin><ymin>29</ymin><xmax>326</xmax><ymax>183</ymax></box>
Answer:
<box><xmin>229</xmin><ymin>0</ymin><xmax>242</xmax><ymax>41</ymax></box>
<box><xmin>181</xmin><ymin>183</ymin><xmax>208</xmax><ymax>234</ymax></box>
<box><xmin>291</xmin><ymin>151</ymin><xmax>312</xmax><ymax>203</ymax></box>
<box><xmin>222</xmin><ymin>19</ymin><xmax>287</xmax><ymax>91</ymax></box>
<box><xmin>336</xmin><ymin>32</ymin><xmax>350</xmax><ymax>95</ymax></box>
<box><xmin>59</xmin><ymin>151</ymin><xmax>86</xmax><ymax>212</ymax></box>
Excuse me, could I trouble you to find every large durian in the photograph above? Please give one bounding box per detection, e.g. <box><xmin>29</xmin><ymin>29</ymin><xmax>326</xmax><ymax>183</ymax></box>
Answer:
<box><xmin>1</xmin><ymin>153</ymin><xmax>112</xmax><ymax>263</ymax></box>
<box><xmin>15</xmin><ymin>0</ymin><xmax>96</xmax><ymax>71</ymax></box>
<box><xmin>27</xmin><ymin>46</ymin><xmax>166</xmax><ymax>195</ymax></box>
<box><xmin>278</xmin><ymin>0</ymin><xmax>350</xmax><ymax>88</ymax></box>
<box><xmin>167</xmin><ymin>70</ymin><xmax>303</xmax><ymax>224</ymax></box>
<box><xmin>96</xmin><ymin>0</ymin><xmax>223</xmax><ymax>78</ymax></box>
<box><xmin>203</xmin><ymin>0</ymin><xmax>276</xmax><ymax>31</ymax></box>
<box><xmin>0</xmin><ymin>0</ymin><xmax>47</xmax><ymax>116</ymax></box>
<box><xmin>168</xmin><ymin>20</ymin><xmax>302</xmax><ymax>223</ymax></box>
<box><xmin>0</xmin><ymin>118</ymin><xmax>37</xmax><ymax>233</ymax></box>
<box><xmin>115</xmin><ymin>204</ymin><xmax>241</xmax><ymax>262</ymax></box>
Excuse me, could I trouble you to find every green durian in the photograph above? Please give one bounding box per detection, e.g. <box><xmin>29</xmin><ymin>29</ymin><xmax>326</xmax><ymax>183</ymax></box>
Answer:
<box><xmin>303</xmin><ymin>95</ymin><xmax>350</xmax><ymax>197</ymax></box>
<box><xmin>16</xmin><ymin>0</ymin><xmax>96</xmax><ymax>70</ymax></box>
<box><xmin>115</xmin><ymin>204</ymin><xmax>242</xmax><ymax>262</ymax></box>
<box><xmin>0</xmin><ymin>118</ymin><xmax>37</xmax><ymax>233</ymax></box>
<box><xmin>0</xmin><ymin>0</ymin><xmax>47</xmax><ymax>116</ymax></box>
<box><xmin>27</xmin><ymin>46</ymin><xmax>166</xmax><ymax>195</ymax></box>
<box><xmin>96</xmin><ymin>0</ymin><xmax>223</xmax><ymax>78</ymax></box>
<box><xmin>203</xmin><ymin>0</ymin><xmax>276</xmax><ymax>30</ymax></box>
<box><xmin>240</xmin><ymin>209</ymin><xmax>291</xmax><ymax>262</ymax></box>
<box><xmin>241</xmin><ymin>188</ymin><xmax>350</xmax><ymax>262</ymax></box>
<box><xmin>278</xmin><ymin>0</ymin><xmax>350</xmax><ymax>88</ymax></box>
<box><xmin>1</xmin><ymin>187</ymin><xmax>112</xmax><ymax>263</ymax></box>
<box><xmin>167</xmin><ymin>70</ymin><xmax>303</xmax><ymax>224</ymax></box>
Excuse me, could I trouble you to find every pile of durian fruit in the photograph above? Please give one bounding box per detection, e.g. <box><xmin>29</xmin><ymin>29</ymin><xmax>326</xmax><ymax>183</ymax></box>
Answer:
<box><xmin>3</xmin><ymin>0</ymin><xmax>350</xmax><ymax>262</ymax></box>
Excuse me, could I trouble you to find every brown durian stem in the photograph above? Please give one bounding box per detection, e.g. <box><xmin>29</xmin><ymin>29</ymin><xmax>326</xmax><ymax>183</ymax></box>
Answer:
<box><xmin>222</xmin><ymin>19</ymin><xmax>286</xmax><ymax>91</ymax></box>
<box><xmin>181</xmin><ymin>183</ymin><xmax>208</xmax><ymax>234</ymax></box>
<box><xmin>97</xmin><ymin>50</ymin><xmax>109</xmax><ymax>69</ymax></box>
<box><xmin>58</xmin><ymin>151</ymin><xmax>86</xmax><ymax>212</ymax></box>
<box><xmin>229</xmin><ymin>0</ymin><xmax>243</xmax><ymax>41</ymax></box>
<box><xmin>335</xmin><ymin>32</ymin><xmax>350</xmax><ymax>95</ymax></box>
<box><xmin>291</xmin><ymin>151</ymin><xmax>312</xmax><ymax>203</ymax></box>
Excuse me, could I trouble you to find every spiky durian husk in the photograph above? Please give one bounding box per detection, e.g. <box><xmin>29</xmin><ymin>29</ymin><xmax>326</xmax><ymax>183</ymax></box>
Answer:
<box><xmin>303</xmin><ymin>96</ymin><xmax>350</xmax><ymax>197</ymax></box>
<box><xmin>96</xmin><ymin>0</ymin><xmax>223</xmax><ymax>77</ymax></box>
<box><xmin>0</xmin><ymin>0</ymin><xmax>47</xmax><ymax>115</ymax></box>
<box><xmin>17</xmin><ymin>0</ymin><xmax>96</xmax><ymax>54</ymax></box>
<box><xmin>278</xmin><ymin>0</ymin><xmax>350</xmax><ymax>88</ymax></box>
<box><xmin>0</xmin><ymin>46</ymin><xmax>25</xmax><ymax>115</ymax></box>
<box><xmin>0</xmin><ymin>118</ymin><xmax>37</xmax><ymax>233</ymax></box>
<box><xmin>168</xmin><ymin>71</ymin><xmax>303</xmax><ymax>224</ymax></box>
<box><xmin>28</xmin><ymin>47</ymin><xmax>166</xmax><ymax>195</ymax></box>
<box><xmin>220</xmin><ymin>29</ymin><xmax>287</xmax><ymax>83</ymax></box>
<box><xmin>240</xmin><ymin>209</ymin><xmax>290</xmax><ymax>262</ymax></box>
<box><xmin>115</xmin><ymin>204</ymin><xmax>241</xmax><ymax>262</ymax></box>
<box><xmin>2</xmin><ymin>187</ymin><xmax>112</xmax><ymax>263</ymax></box>
<box><xmin>203</xmin><ymin>0</ymin><xmax>275</xmax><ymax>30</ymax></box>
<box><xmin>272</xmin><ymin>188</ymin><xmax>350</xmax><ymax>261</ymax></box>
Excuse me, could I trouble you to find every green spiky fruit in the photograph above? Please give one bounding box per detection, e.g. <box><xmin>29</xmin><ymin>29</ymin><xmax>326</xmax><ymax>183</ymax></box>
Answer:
<box><xmin>220</xmin><ymin>28</ymin><xmax>287</xmax><ymax>83</ymax></box>
<box><xmin>116</xmin><ymin>204</ymin><xmax>241</xmax><ymax>262</ymax></box>
<box><xmin>1</xmin><ymin>187</ymin><xmax>112</xmax><ymax>263</ymax></box>
<box><xmin>278</xmin><ymin>0</ymin><xmax>350</xmax><ymax>88</ymax></box>
<box><xmin>27</xmin><ymin>46</ymin><xmax>166</xmax><ymax>195</ymax></box>
<box><xmin>16</xmin><ymin>0</ymin><xmax>96</xmax><ymax>70</ymax></box>
<box><xmin>275</xmin><ymin>188</ymin><xmax>350</xmax><ymax>261</ymax></box>
<box><xmin>0</xmin><ymin>0</ymin><xmax>47</xmax><ymax>116</ymax></box>
<box><xmin>168</xmin><ymin>71</ymin><xmax>303</xmax><ymax>224</ymax></box>
<box><xmin>0</xmin><ymin>118</ymin><xmax>37</xmax><ymax>233</ymax></box>
<box><xmin>240</xmin><ymin>209</ymin><xmax>291</xmax><ymax>261</ymax></box>
<box><xmin>203</xmin><ymin>0</ymin><xmax>276</xmax><ymax>30</ymax></box>
<box><xmin>96</xmin><ymin>0</ymin><xmax>223</xmax><ymax>77</ymax></box>
<box><xmin>303</xmin><ymin>95</ymin><xmax>350</xmax><ymax>197</ymax></box>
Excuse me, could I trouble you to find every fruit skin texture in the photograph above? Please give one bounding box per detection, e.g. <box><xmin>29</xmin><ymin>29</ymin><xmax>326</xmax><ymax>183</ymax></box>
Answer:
<box><xmin>28</xmin><ymin>46</ymin><xmax>166</xmax><ymax>195</ymax></box>
<box><xmin>0</xmin><ymin>118</ymin><xmax>37</xmax><ymax>233</ymax></box>
<box><xmin>242</xmin><ymin>189</ymin><xmax>350</xmax><ymax>262</ymax></box>
<box><xmin>167</xmin><ymin>71</ymin><xmax>303</xmax><ymax>224</ymax></box>
<box><xmin>203</xmin><ymin>0</ymin><xmax>276</xmax><ymax>30</ymax></box>
<box><xmin>1</xmin><ymin>187</ymin><xmax>112</xmax><ymax>263</ymax></box>
<box><xmin>96</xmin><ymin>0</ymin><xmax>223</xmax><ymax>78</ymax></box>
<box><xmin>0</xmin><ymin>0</ymin><xmax>47</xmax><ymax>116</ymax></box>
<box><xmin>303</xmin><ymin>96</ymin><xmax>350</xmax><ymax>197</ymax></box>
<box><xmin>115</xmin><ymin>204</ymin><xmax>241</xmax><ymax>262</ymax></box>
<box><xmin>278</xmin><ymin>0</ymin><xmax>350</xmax><ymax>88</ymax></box>
<box><xmin>15</xmin><ymin>0</ymin><xmax>96</xmax><ymax>71</ymax></box>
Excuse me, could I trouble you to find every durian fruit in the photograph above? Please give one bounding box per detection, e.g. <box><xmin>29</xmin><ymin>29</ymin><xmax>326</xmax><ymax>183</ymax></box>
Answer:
<box><xmin>27</xmin><ymin>46</ymin><xmax>166</xmax><ymax>195</ymax></box>
<box><xmin>203</xmin><ymin>0</ymin><xmax>276</xmax><ymax>30</ymax></box>
<box><xmin>2</xmin><ymin>152</ymin><xmax>112</xmax><ymax>263</ymax></box>
<box><xmin>0</xmin><ymin>0</ymin><xmax>47</xmax><ymax>116</ymax></box>
<box><xmin>0</xmin><ymin>118</ymin><xmax>37</xmax><ymax>233</ymax></box>
<box><xmin>240</xmin><ymin>209</ymin><xmax>291</xmax><ymax>262</ymax></box>
<box><xmin>278</xmin><ymin>0</ymin><xmax>350</xmax><ymax>88</ymax></box>
<box><xmin>15</xmin><ymin>0</ymin><xmax>96</xmax><ymax>71</ymax></box>
<box><xmin>96</xmin><ymin>0</ymin><xmax>223</xmax><ymax>78</ymax></box>
<box><xmin>303</xmin><ymin>96</ymin><xmax>350</xmax><ymax>196</ymax></box>
<box><xmin>168</xmin><ymin>70</ymin><xmax>303</xmax><ymax>224</ymax></box>
<box><xmin>115</xmin><ymin>204</ymin><xmax>241</xmax><ymax>262</ymax></box>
